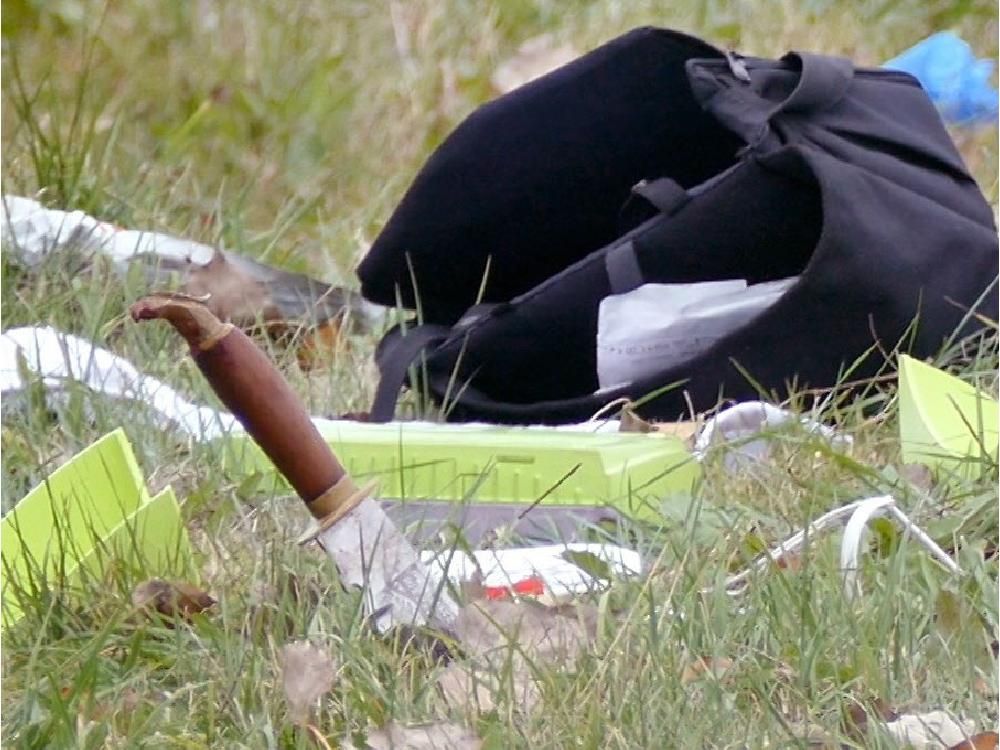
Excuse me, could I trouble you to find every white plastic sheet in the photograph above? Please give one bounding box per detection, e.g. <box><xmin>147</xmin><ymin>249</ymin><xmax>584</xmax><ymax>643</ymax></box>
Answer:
<box><xmin>596</xmin><ymin>277</ymin><xmax>797</xmax><ymax>389</ymax></box>
<box><xmin>2</xmin><ymin>195</ymin><xmax>216</xmax><ymax>270</ymax></box>
<box><xmin>422</xmin><ymin>543</ymin><xmax>642</xmax><ymax>600</ymax></box>
<box><xmin>0</xmin><ymin>325</ymin><xmax>622</xmax><ymax>441</ymax></box>
<box><xmin>0</xmin><ymin>325</ymin><xmax>236</xmax><ymax>439</ymax></box>
<box><xmin>693</xmin><ymin>400</ymin><xmax>852</xmax><ymax>466</ymax></box>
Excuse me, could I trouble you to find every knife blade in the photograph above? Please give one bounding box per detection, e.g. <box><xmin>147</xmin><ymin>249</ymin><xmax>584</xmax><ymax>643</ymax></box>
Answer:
<box><xmin>129</xmin><ymin>293</ymin><xmax>459</xmax><ymax>635</ymax></box>
<box><xmin>308</xmin><ymin>496</ymin><xmax>460</xmax><ymax>633</ymax></box>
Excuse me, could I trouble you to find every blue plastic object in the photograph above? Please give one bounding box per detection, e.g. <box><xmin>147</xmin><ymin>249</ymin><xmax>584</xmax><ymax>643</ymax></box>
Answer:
<box><xmin>884</xmin><ymin>31</ymin><xmax>999</xmax><ymax>126</ymax></box>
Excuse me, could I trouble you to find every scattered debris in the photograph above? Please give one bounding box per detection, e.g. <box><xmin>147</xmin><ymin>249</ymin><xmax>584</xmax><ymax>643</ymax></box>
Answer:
<box><xmin>883</xmin><ymin>709</ymin><xmax>978</xmax><ymax>749</ymax></box>
<box><xmin>422</xmin><ymin>544</ymin><xmax>641</xmax><ymax>603</ymax></box>
<box><xmin>280</xmin><ymin>641</ymin><xmax>336</xmax><ymax>726</ymax></box>
<box><xmin>693</xmin><ymin>400</ymin><xmax>852</xmax><ymax>467</ymax></box>
<box><xmin>715</xmin><ymin>495</ymin><xmax>961</xmax><ymax>599</ymax></box>
<box><xmin>4</xmin><ymin>318</ymin><xmax>968</xmax><ymax>629</ymax></box>
<box><xmin>884</xmin><ymin>31</ymin><xmax>999</xmax><ymax>127</ymax></box>
<box><xmin>1</xmin><ymin>195</ymin><xmax>385</xmax><ymax>358</ymax></box>
<box><xmin>131</xmin><ymin>579</ymin><xmax>215</xmax><ymax>623</ymax></box>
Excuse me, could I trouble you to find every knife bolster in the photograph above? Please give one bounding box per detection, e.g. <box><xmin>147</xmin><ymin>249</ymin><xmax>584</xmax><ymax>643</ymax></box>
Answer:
<box><xmin>306</xmin><ymin>476</ymin><xmax>376</xmax><ymax>530</ymax></box>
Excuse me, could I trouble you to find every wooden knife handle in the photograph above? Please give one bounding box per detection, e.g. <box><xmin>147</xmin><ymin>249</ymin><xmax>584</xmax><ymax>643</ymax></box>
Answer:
<box><xmin>130</xmin><ymin>294</ymin><xmax>352</xmax><ymax>516</ymax></box>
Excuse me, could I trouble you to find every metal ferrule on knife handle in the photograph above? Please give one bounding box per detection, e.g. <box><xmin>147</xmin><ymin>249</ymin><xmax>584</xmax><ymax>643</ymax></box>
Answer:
<box><xmin>129</xmin><ymin>294</ymin><xmax>364</xmax><ymax>522</ymax></box>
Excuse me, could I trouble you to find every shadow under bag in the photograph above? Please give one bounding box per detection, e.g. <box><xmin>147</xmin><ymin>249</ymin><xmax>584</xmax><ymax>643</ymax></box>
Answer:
<box><xmin>358</xmin><ymin>27</ymin><xmax>998</xmax><ymax>425</ymax></box>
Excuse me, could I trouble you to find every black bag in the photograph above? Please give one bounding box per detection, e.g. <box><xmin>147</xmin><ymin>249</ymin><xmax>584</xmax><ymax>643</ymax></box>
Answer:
<box><xmin>359</xmin><ymin>27</ymin><xmax>999</xmax><ymax>425</ymax></box>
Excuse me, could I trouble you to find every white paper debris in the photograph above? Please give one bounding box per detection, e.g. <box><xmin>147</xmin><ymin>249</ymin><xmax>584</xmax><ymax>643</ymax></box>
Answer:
<box><xmin>693</xmin><ymin>400</ymin><xmax>852</xmax><ymax>466</ymax></box>
<box><xmin>422</xmin><ymin>543</ymin><xmax>642</xmax><ymax>600</ymax></box>
<box><xmin>0</xmin><ymin>326</ymin><xmax>622</xmax><ymax>442</ymax></box>
<box><xmin>0</xmin><ymin>325</ymin><xmax>237</xmax><ymax>439</ymax></box>
<box><xmin>883</xmin><ymin>709</ymin><xmax>976</xmax><ymax>748</ymax></box>
<box><xmin>3</xmin><ymin>195</ymin><xmax>216</xmax><ymax>270</ymax></box>
<box><xmin>596</xmin><ymin>277</ymin><xmax>796</xmax><ymax>390</ymax></box>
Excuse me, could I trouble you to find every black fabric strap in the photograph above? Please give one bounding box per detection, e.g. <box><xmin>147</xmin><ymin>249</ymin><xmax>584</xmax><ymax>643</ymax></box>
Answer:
<box><xmin>617</xmin><ymin>176</ymin><xmax>689</xmax><ymax>232</ymax></box>
<box><xmin>605</xmin><ymin>239</ymin><xmax>644</xmax><ymax>294</ymax></box>
<box><xmin>369</xmin><ymin>324</ymin><xmax>450</xmax><ymax>422</ymax></box>
<box><xmin>779</xmin><ymin>52</ymin><xmax>853</xmax><ymax>114</ymax></box>
<box><xmin>455</xmin><ymin>303</ymin><xmax>500</xmax><ymax>330</ymax></box>
<box><xmin>632</xmin><ymin>177</ymin><xmax>688</xmax><ymax>214</ymax></box>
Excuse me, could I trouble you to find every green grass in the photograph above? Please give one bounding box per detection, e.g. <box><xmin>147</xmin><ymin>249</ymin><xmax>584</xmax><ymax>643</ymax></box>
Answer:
<box><xmin>2</xmin><ymin>1</ymin><xmax>998</xmax><ymax>747</ymax></box>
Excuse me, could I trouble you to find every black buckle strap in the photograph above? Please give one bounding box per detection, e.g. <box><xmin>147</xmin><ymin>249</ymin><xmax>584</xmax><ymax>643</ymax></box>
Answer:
<box><xmin>605</xmin><ymin>239</ymin><xmax>644</xmax><ymax>295</ymax></box>
<box><xmin>617</xmin><ymin>175</ymin><xmax>690</xmax><ymax>234</ymax></box>
<box><xmin>632</xmin><ymin>177</ymin><xmax>689</xmax><ymax>214</ymax></box>
<box><xmin>779</xmin><ymin>52</ymin><xmax>853</xmax><ymax>114</ymax></box>
<box><xmin>724</xmin><ymin>49</ymin><xmax>751</xmax><ymax>82</ymax></box>
<box><xmin>369</xmin><ymin>324</ymin><xmax>450</xmax><ymax>422</ymax></box>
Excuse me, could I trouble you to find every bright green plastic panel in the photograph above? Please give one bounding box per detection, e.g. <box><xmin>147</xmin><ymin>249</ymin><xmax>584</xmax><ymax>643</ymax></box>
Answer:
<box><xmin>1</xmin><ymin>430</ymin><xmax>191</xmax><ymax>626</ymax></box>
<box><xmin>223</xmin><ymin>422</ymin><xmax>700</xmax><ymax>522</ymax></box>
<box><xmin>74</xmin><ymin>487</ymin><xmax>193</xmax><ymax>581</ymax></box>
<box><xmin>898</xmin><ymin>354</ymin><xmax>999</xmax><ymax>477</ymax></box>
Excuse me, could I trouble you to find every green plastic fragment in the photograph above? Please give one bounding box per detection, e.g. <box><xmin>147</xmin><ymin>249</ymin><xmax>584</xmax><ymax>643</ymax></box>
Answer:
<box><xmin>1</xmin><ymin>429</ymin><xmax>192</xmax><ymax>627</ymax></box>
<box><xmin>898</xmin><ymin>354</ymin><xmax>999</xmax><ymax>477</ymax></box>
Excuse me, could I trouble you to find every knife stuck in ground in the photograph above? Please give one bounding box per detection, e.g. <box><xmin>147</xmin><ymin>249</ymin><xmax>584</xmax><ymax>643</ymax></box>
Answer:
<box><xmin>129</xmin><ymin>293</ymin><xmax>460</xmax><ymax>636</ymax></box>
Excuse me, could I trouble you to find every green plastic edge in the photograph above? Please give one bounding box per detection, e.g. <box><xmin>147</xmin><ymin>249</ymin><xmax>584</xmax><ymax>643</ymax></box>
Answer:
<box><xmin>898</xmin><ymin>354</ymin><xmax>999</xmax><ymax>478</ymax></box>
<box><xmin>1</xmin><ymin>429</ymin><xmax>192</xmax><ymax>628</ymax></box>
<box><xmin>218</xmin><ymin>422</ymin><xmax>701</xmax><ymax>523</ymax></box>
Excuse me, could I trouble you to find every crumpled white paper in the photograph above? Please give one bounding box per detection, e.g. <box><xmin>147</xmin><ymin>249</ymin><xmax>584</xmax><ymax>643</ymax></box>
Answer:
<box><xmin>0</xmin><ymin>325</ymin><xmax>237</xmax><ymax>439</ymax></box>
<box><xmin>882</xmin><ymin>709</ymin><xmax>977</xmax><ymax>748</ymax></box>
<box><xmin>0</xmin><ymin>325</ymin><xmax>621</xmax><ymax>441</ymax></box>
<box><xmin>422</xmin><ymin>543</ymin><xmax>642</xmax><ymax>600</ymax></box>
<box><xmin>2</xmin><ymin>195</ymin><xmax>216</xmax><ymax>270</ymax></box>
<box><xmin>596</xmin><ymin>277</ymin><xmax>797</xmax><ymax>390</ymax></box>
<box><xmin>693</xmin><ymin>399</ymin><xmax>853</xmax><ymax>467</ymax></box>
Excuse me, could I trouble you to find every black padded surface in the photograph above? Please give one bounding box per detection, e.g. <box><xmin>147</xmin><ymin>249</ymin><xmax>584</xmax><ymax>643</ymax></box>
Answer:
<box><xmin>359</xmin><ymin>27</ymin><xmax>741</xmax><ymax>322</ymax></box>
